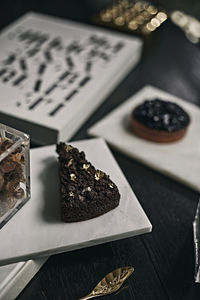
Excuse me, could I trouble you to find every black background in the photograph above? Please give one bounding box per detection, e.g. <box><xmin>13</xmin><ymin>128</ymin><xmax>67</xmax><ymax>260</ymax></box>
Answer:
<box><xmin>1</xmin><ymin>1</ymin><xmax>200</xmax><ymax>299</ymax></box>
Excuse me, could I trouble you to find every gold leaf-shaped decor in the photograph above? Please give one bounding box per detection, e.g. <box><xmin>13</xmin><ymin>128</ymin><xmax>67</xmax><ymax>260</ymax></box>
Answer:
<box><xmin>66</xmin><ymin>158</ymin><xmax>73</xmax><ymax>167</ymax></box>
<box><xmin>95</xmin><ymin>170</ymin><xmax>104</xmax><ymax>181</ymax></box>
<box><xmin>65</xmin><ymin>145</ymin><xmax>73</xmax><ymax>152</ymax></box>
<box><xmin>79</xmin><ymin>266</ymin><xmax>134</xmax><ymax>300</ymax></box>
<box><xmin>109</xmin><ymin>183</ymin><xmax>114</xmax><ymax>189</ymax></box>
<box><xmin>83</xmin><ymin>163</ymin><xmax>91</xmax><ymax>173</ymax></box>
<box><xmin>70</xmin><ymin>174</ymin><xmax>76</xmax><ymax>181</ymax></box>
<box><xmin>82</xmin><ymin>187</ymin><xmax>92</xmax><ymax>193</ymax></box>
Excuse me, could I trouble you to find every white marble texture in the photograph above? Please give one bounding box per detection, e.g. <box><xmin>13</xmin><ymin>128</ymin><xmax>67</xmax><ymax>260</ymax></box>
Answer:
<box><xmin>0</xmin><ymin>138</ymin><xmax>151</xmax><ymax>266</ymax></box>
<box><xmin>88</xmin><ymin>86</ymin><xmax>200</xmax><ymax>192</ymax></box>
<box><xmin>0</xmin><ymin>258</ymin><xmax>47</xmax><ymax>300</ymax></box>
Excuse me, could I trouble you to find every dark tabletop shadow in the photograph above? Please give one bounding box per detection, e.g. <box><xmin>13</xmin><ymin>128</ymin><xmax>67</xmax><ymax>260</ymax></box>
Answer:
<box><xmin>122</xmin><ymin>113</ymin><xmax>132</xmax><ymax>135</ymax></box>
<box><xmin>39</xmin><ymin>156</ymin><xmax>61</xmax><ymax>224</ymax></box>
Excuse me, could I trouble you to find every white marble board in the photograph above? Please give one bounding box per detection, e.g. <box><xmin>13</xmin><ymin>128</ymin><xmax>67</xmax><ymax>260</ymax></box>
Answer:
<box><xmin>0</xmin><ymin>258</ymin><xmax>48</xmax><ymax>300</ymax></box>
<box><xmin>0</xmin><ymin>12</ymin><xmax>142</xmax><ymax>145</ymax></box>
<box><xmin>0</xmin><ymin>138</ymin><xmax>152</xmax><ymax>266</ymax></box>
<box><xmin>88</xmin><ymin>86</ymin><xmax>200</xmax><ymax>192</ymax></box>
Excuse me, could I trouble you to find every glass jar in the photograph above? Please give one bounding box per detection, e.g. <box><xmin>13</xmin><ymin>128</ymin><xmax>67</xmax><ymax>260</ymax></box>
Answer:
<box><xmin>0</xmin><ymin>123</ymin><xmax>30</xmax><ymax>229</ymax></box>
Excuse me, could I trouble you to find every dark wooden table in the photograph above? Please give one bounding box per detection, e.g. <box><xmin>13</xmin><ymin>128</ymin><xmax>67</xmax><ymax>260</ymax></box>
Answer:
<box><xmin>1</xmin><ymin>1</ymin><xmax>200</xmax><ymax>299</ymax></box>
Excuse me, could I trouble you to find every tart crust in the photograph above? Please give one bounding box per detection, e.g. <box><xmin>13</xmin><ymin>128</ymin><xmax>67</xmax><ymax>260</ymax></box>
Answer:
<box><xmin>131</xmin><ymin>117</ymin><xmax>188</xmax><ymax>143</ymax></box>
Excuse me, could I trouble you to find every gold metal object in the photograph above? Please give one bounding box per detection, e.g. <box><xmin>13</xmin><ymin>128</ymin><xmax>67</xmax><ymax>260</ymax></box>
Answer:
<box><xmin>170</xmin><ymin>10</ymin><xmax>200</xmax><ymax>44</ymax></box>
<box><xmin>157</xmin><ymin>11</ymin><xmax>167</xmax><ymax>22</ymax></box>
<box><xmin>147</xmin><ymin>5</ymin><xmax>158</xmax><ymax>15</ymax></box>
<box><xmin>79</xmin><ymin>266</ymin><xmax>134</xmax><ymax>300</ymax></box>
<box><xmin>115</xmin><ymin>16</ymin><xmax>125</xmax><ymax>26</ymax></box>
<box><xmin>101</xmin><ymin>11</ymin><xmax>112</xmax><ymax>22</ymax></box>
<box><xmin>146</xmin><ymin>21</ymin><xmax>156</xmax><ymax>32</ymax></box>
<box><xmin>94</xmin><ymin>1</ymin><xmax>168</xmax><ymax>36</ymax></box>
<box><xmin>151</xmin><ymin>17</ymin><xmax>160</xmax><ymax>28</ymax></box>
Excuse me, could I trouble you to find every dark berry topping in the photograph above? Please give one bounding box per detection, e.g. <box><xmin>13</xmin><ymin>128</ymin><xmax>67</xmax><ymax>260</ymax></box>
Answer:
<box><xmin>132</xmin><ymin>99</ymin><xmax>190</xmax><ymax>132</ymax></box>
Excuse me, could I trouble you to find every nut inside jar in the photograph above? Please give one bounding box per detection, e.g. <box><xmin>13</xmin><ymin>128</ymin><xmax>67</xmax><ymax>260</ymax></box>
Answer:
<box><xmin>0</xmin><ymin>137</ymin><xmax>25</xmax><ymax>217</ymax></box>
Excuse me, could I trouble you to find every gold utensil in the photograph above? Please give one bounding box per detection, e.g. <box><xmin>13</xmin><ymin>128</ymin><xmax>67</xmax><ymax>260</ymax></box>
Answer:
<box><xmin>79</xmin><ymin>266</ymin><xmax>134</xmax><ymax>300</ymax></box>
<box><xmin>94</xmin><ymin>0</ymin><xmax>167</xmax><ymax>36</ymax></box>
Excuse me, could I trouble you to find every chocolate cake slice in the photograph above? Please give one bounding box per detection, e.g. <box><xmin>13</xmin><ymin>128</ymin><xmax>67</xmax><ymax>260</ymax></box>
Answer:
<box><xmin>56</xmin><ymin>143</ymin><xmax>120</xmax><ymax>222</ymax></box>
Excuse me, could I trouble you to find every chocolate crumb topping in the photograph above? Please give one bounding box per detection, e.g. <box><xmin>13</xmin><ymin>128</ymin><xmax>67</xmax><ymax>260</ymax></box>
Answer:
<box><xmin>132</xmin><ymin>99</ymin><xmax>190</xmax><ymax>132</ymax></box>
